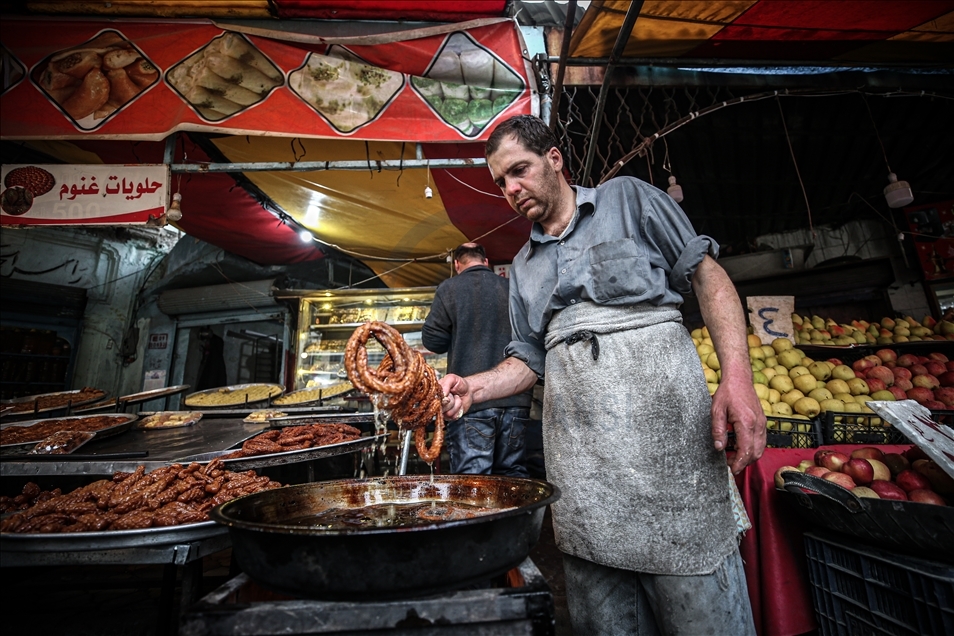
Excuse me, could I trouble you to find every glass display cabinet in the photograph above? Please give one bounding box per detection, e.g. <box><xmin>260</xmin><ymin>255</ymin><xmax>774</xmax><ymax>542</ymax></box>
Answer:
<box><xmin>291</xmin><ymin>287</ymin><xmax>446</xmax><ymax>391</ymax></box>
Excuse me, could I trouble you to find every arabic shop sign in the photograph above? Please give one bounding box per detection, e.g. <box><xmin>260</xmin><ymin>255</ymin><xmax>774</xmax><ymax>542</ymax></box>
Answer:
<box><xmin>1</xmin><ymin>164</ymin><xmax>168</xmax><ymax>226</ymax></box>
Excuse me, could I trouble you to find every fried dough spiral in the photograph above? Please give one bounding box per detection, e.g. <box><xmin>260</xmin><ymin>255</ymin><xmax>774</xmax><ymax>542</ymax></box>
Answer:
<box><xmin>344</xmin><ymin>321</ymin><xmax>444</xmax><ymax>463</ymax></box>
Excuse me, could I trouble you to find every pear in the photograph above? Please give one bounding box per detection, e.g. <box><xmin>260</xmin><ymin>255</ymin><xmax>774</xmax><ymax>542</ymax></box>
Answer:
<box><xmin>793</xmin><ymin>374</ymin><xmax>818</xmax><ymax>394</ymax></box>
<box><xmin>777</xmin><ymin>350</ymin><xmax>802</xmax><ymax>369</ymax></box>
<box><xmin>808</xmin><ymin>362</ymin><xmax>831</xmax><ymax>381</ymax></box>
<box><xmin>772</xmin><ymin>401</ymin><xmax>793</xmax><ymax>416</ymax></box>
<box><xmin>770</xmin><ymin>375</ymin><xmax>794</xmax><ymax>393</ymax></box>
<box><xmin>794</xmin><ymin>397</ymin><xmax>821</xmax><ymax>417</ymax></box>
<box><xmin>781</xmin><ymin>389</ymin><xmax>805</xmax><ymax>407</ymax></box>
<box><xmin>826</xmin><ymin>379</ymin><xmax>850</xmax><ymax>395</ymax></box>
<box><xmin>772</xmin><ymin>337</ymin><xmax>794</xmax><ymax>354</ymax></box>
<box><xmin>808</xmin><ymin>388</ymin><xmax>833</xmax><ymax>403</ymax></box>
<box><xmin>831</xmin><ymin>365</ymin><xmax>856</xmax><ymax>381</ymax></box>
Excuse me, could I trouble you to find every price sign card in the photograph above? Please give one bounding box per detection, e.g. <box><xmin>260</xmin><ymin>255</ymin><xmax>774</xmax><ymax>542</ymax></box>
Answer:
<box><xmin>746</xmin><ymin>296</ymin><xmax>795</xmax><ymax>345</ymax></box>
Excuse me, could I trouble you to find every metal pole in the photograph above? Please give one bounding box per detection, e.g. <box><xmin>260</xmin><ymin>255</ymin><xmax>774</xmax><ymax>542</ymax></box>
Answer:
<box><xmin>170</xmin><ymin>158</ymin><xmax>485</xmax><ymax>173</ymax></box>
<box><xmin>549</xmin><ymin>0</ymin><xmax>578</xmax><ymax>131</ymax></box>
<box><xmin>398</xmin><ymin>429</ymin><xmax>413</xmax><ymax>476</ymax></box>
<box><xmin>581</xmin><ymin>0</ymin><xmax>643</xmax><ymax>187</ymax></box>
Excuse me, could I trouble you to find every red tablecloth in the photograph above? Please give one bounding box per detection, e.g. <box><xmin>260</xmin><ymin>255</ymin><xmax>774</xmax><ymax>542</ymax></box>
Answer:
<box><xmin>735</xmin><ymin>445</ymin><xmax>907</xmax><ymax>636</ymax></box>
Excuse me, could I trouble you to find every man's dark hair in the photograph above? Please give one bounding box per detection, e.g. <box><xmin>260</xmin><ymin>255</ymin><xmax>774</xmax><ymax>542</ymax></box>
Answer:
<box><xmin>485</xmin><ymin>115</ymin><xmax>560</xmax><ymax>158</ymax></box>
<box><xmin>453</xmin><ymin>242</ymin><xmax>486</xmax><ymax>264</ymax></box>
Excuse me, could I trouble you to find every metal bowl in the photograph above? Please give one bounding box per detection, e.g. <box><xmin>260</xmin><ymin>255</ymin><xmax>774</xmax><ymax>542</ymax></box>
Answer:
<box><xmin>209</xmin><ymin>474</ymin><xmax>560</xmax><ymax>599</ymax></box>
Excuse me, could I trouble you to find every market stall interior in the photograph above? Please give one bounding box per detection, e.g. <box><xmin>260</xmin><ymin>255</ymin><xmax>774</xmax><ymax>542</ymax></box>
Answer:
<box><xmin>2</xmin><ymin>1</ymin><xmax>954</xmax><ymax>636</ymax></box>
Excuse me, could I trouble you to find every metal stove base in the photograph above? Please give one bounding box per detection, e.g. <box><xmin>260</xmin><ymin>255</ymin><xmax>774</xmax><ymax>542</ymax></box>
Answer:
<box><xmin>180</xmin><ymin>557</ymin><xmax>555</xmax><ymax>636</ymax></box>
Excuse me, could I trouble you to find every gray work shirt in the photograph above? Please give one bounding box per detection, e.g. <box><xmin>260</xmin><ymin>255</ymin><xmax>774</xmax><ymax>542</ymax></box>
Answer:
<box><xmin>504</xmin><ymin>177</ymin><xmax>718</xmax><ymax>377</ymax></box>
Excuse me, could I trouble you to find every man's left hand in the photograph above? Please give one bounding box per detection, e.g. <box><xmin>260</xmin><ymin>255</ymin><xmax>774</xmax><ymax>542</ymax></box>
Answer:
<box><xmin>711</xmin><ymin>376</ymin><xmax>766</xmax><ymax>474</ymax></box>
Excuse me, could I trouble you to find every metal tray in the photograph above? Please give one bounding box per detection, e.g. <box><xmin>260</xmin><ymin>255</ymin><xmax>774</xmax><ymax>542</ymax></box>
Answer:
<box><xmin>73</xmin><ymin>385</ymin><xmax>191</xmax><ymax>413</ymax></box>
<box><xmin>0</xmin><ymin>520</ymin><xmax>227</xmax><ymax>552</ymax></box>
<box><xmin>0</xmin><ymin>388</ymin><xmax>108</xmax><ymax>417</ymax></box>
<box><xmin>266</xmin><ymin>412</ymin><xmax>376</xmax><ymax>427</ymax></box>
<box><xmin>174</xmin><ymin>432</ymin><xmax>388</xmax><ymax>471</ymax></box>
<box><xmin>181</xmin><ymin>405</ymin><xmax>350</xmax><ymax>419</ymax></box>
<box><xmin>271</xmin><ymin>383</ymin><xmax>354</xmax><ymax>406</ymax></box>
<box><xmin>138</xmin><ymin>411</ymin><xmax>203</xmax><ymax>430</ymax></box>
<box><xmin>183</xmin><ymin>383</ymin><xmax>284</xmax><ymax>409</ymax></box>
<box><xmin>0</xmin><ymin>413</ymin><xmax>138</xmax><ymax>449</ymax></box>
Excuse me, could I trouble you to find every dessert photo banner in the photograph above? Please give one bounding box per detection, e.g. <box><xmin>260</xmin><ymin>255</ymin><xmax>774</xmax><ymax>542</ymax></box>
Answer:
<box><xmin>1</xmin><ymin>164</ymin><xmax>168</xmax><ymax>225</ymax></box>
<box><xmin>0</xmin><ymin>17</ymin><xmax>535</xmax><ymax>141</ymax></box>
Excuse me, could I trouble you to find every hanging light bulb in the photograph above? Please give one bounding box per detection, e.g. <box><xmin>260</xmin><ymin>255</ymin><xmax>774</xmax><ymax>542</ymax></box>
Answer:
<box><xmin>299</xmin><ymin>229</ymin><xmax>313</xmax><ymax>243</ymax></box>
<box><xmin>884</xmin><ymin>172</ymin><xmax>914</xmax><ymax>209</ymax></box>
<box><xmin>166</xmin><ymin>192</ymin><xmax>182</xmax><ymax>222</ymax></box>
<box><xmin>424</xmin><ymin>160</ymin><xmax>433</xmax><ymax>198</ymax></box>
<box><xmin>667</xmin><ymin>175</ymin><xmax>684</xmax><ymax>203</ymax></box>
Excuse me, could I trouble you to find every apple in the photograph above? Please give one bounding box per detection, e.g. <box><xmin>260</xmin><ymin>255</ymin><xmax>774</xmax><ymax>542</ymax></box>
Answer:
<box><xmin>947</xmin><ymin>360</ymin><xmax>954</xmax><ymax>372</ymax></box>
<box><xmin>911</xmin><ymin>364</ymin><xmax>929</xmax><ymax>376</ymax></box>
<box><xmin>805</xmin><ymin>466</ymin><xmax>831</xmax><ymax>478</ymax></box>
<box><xmin>903</xmin><ymin>446</ymin><xmax>930</xmax><ymax>462</ymax></box>
<box><xmin>867</xmin><ymin>459</ymin><xmax>892</xmax><ymax>482</ymax></box>
<box><xmin>827</xmin><ymin>358</ymin><xmax>844</xmax><ymax>367</ymax></box>
<box><xmin>897</xmin><ymin>354</ymin><xmax>919</xmax><ymax>368</ymax></box>
<box><xmin>823</xmin><ymin>471</ymin><xmax>856</xmax><ymax>489</ymax></box>
<box><xmin>929</xmin><ymin>352</ymin><xmax>949</xmax><ymax>362</ymax></box>
<box><xmin>865</xmin><ymin>366</ymin><xmax>895</xmax><ymax>387</ymax></box>
<box><xmin>892</xmin><ymin>367</ymin><xmax>912</xmax><ymax>382</ymax></box>
<box><xmin>925</xmin><ymin>361</ymin><xmax>947</xmax><ymax>377</ymax></box>
<box><xmin>908</xmin><ymin>489</ymin><xmax>947</xmax><ymax>506</ymax></box>
<box><xmin>913</xmin><ymin>460</ymin><xmax>954</xmax><ymax>496</ymax></box>
<box><xmin>881</xmin><ymin>453</ymin><xmax>910</xmax><ymax>477</ymax></box>
<box><xmin>852</xmin><ymin>358</ymin><xmax>878</xmax><ymax>374</ymax></box>
<box><xmin>774</xmin><ymin>465</ymin><xmax>800</xmax><ymax>488</ymax></box>
<box><xmin>842</xmin><ymin>458</ymin><xmax>874</xmax><ymax>485</ymax></box>
<box><xmin>875</xmin><ymin>348</ymin><xmax>897</xmax><ymax>363</ymax></box>
<box><xmin>852</xmin><ymin>486</ymin><xmax>880</xmax><ymax>499</ymax></box>
<box><xmin>912</xmin><ymin>374</ymin><xmax>940</xmax><ymax>390</ymax></box>
<box><xmin>938</xmin><ymin>373</ymin><xmax>954</xmax><ymax>389</ymax></box>
<box><xmin>906</xmin><ymin>387</ymin><xmax>935</xmax><ymax>403</ymax></box>
<box><xmin>817</xmin><ymin>451</ymin><xmax>850</xmax><ymax>472</ymax></box>
<box><xmin>866</xmin><ymin>377</ymin><xmax>887</xmax><ymax>393</ymax></box>
<box><xmin>869</xmin><ymin>480</ymin><xmax>908</xmax><ymax>500</ymax></box>
<box><xmin>895</xmin><ymin>469</ymin><xmax>932</xmax><ymax>492</ymax></box>
<box><xmin>797</xmin><ymin>459</ymin><xmax>815</xmax><ymax>472</ymax></box>
<box><xmin>894</xmin><ymin>378</ymin><xmax>914</xmax><ymax>391</ymax></box>
<box><xmin>887</xmin><ymin>386</ymin><xmax>908</xmax><ymax>401</ymax></box>
<box><xmin>923</xmin><ymin>400</ymin><xmax>947</xmax><ymax>410</ymax></box>
<box><xmin>850</xmin><ymin>447</ymin><xmax>884</xmax><ymax>461</ymax></box>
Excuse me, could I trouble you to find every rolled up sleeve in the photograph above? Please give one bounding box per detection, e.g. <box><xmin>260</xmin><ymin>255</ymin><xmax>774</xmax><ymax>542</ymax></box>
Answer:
<box><xmin>669</xmin><ymin>234</ymin><xmax>719</xmax><ymax>295</ymax></box>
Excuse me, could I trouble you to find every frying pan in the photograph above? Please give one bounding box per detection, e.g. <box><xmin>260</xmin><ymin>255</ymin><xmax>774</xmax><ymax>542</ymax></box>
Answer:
<box><xmin>209</xmin><ymin>474</ymin><xmax>560</xmax><ymax>599</ymax></box>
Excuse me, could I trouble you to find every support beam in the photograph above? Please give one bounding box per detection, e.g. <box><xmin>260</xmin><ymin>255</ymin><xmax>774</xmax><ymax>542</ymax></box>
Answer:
<box><xmin>580</xmin><ymin>0</ymin><xmax>643</xmax><ymax>187</ymax></box>
<box><xmin>170</xmin><ymin>158</ymin><xmax>486</xmax><ymax>173</ymax></box>
<box><xmin>548</xmin><ymin>0</ymin><xmax>577</xmax><ymax>130</ymax></box>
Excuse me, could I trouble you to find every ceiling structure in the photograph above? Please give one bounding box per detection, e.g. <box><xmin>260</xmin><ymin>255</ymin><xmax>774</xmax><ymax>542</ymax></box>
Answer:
<box><xmin>3</xmin><ymin>0</ymin><xmax>953</xmax><ymax>288</ymax></box>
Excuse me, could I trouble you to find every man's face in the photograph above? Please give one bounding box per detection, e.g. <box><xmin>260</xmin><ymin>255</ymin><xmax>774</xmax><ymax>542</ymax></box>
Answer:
<box><xmin>487</xmin><ymin>135</ymin><xmax>564</xmax><ymax>225</ymax></box>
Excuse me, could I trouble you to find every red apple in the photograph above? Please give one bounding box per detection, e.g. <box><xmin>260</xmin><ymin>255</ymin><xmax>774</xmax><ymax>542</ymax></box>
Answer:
<box><xmin>881</xmin><ymin>453</ymin><xmax>910</xmax><ymax>477</ymax></box>
<box><xmin>911</xmin><ymin>364</ymin><xmax>929</xmax><ymax>376</ymax></box>
<box><xmin>929</xmin><ymin>352</ymin><xmax>949</xmax><ymax>362</ymax></box>
<box><xmin>906</xmin><ymin>387</ymin><xmax>935</xmax><ymax>404</ymax></box>
<box><xmin>896</xmin><ymin>469</ymin><xmax>932</xmax><ymax>492</ymax></box>
<box><xmin>884</xmin><ymin>360</ymin><xmax>897</xmax><ymax>369</ymax></box>
<box><xmin>897</xmin><ymin>354</ymin><xmax>919</xmax><ymax>368</ymax></box>
<box><xmin>866</xmin><ymin>377</ymin><xmax>887</xmax><ymax>393</ymax></box>
<box><xmin>904</xmin><ymin>446</ymin><xmax>930</xmax><ymax>462</ymax></box>
<box><xmin>908</xmin><ymin>489</ymin><xmax>947</xmax><ymax>506</ymax></box>
<box><xmin>887</xmin><ymin>386</ymin><xmax>908</xmax><ymax>401</ymax></box>
<box><xmin>853</xmin><ymin>358</ymin><xmax>878</xmax><ymax>373</ymax></box>
<box><xmin>827</xmin><ymin>358</ymin><xmax>844</xmax><ymax>367</ymax></box>
<box><xmin>842</xmin><ymin>458</ymin><xmax>874</xmax><ymax>486</ymax></box>
<box><xmin>924</xmin><ymin>400</ymin><xmax>947</xmax><ymax>410</ymax></box>
<box><xmin>912</xmin><ymin>374</ymin><xmax>940</xmax><ymax>390</ymax></box>
<box><xmin>867</xmin><ymin>459</ymin><xmax>892</xmax><ymax>482</ymax></box>
<box><xmin>865</xmin><ymin>366</ymin><xmax>895</xmax><ymax>387</ymax></box>
<box><xmin>918</xmin><ymin>356</ymin><xmax>931</xmax><ymax>364</ymax></box>
<box><xmin>823</xmin><ymin>472</ymin><xmax>856</xmax><ymax>489</ymax></box>
<box><xmin>925</xmin><ymin>361</ymin><xmax>947</xmax><ymax>377</ymax></box>
<box><xmin>913</xmin><ymin>460</ymin><xmax>954</xmax><ymax>496</ymax></box>
<box><xmin>938</xmin><ymin>372</ymin><xmax>954</xmax><ymax>388</ymax></box>
<box><xmin>774</xmin><ymin>466</ymin><xmax>801</xmax><ymax>489</ymax></box>
<box><xmin>892</xmin><ymin>367</ymin><xmax>913</xmax><ymax>382</ymax></box>
<box><xmin>869</xmin><ymin>480</ymin><xmax>908</xmax><ymax>500</ymax></box>
<box><xmin>818</xmin><ymin>451</ymin><xmax>850</xmax><ymax>472</ymax></box>
<box><xmin>935</xmin><ymin>386</ymin><xmax>954</xmax><ymax>405</ymax></box>
<box><xmin>895</xmin><ymin>378</ymin><xmax>914</xmax><ymax>391</ymax></box>
<box><xmin>875</xmin><ymin>348</ymin><xmax>897</xmax><ymax>363</ymax></box>
<box><xmin>946</xmin><ymin>361</ymin><xmax>954</xmax><ymax>372</ymax></box>
<box><xmin>805</xmin><ymin>466</ymin><xmax>831</xmax><ymax>478</ymax></box>
<box><xmin>850</xmin><ymin>447</ymin><xmax>885</xmax><ymax>461</ymax></box>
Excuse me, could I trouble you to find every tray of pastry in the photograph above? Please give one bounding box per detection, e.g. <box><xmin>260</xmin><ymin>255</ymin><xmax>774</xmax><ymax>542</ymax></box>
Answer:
<box><xmin>137</xmin><ymin>411</ymin><xmax>204</xmax><ymax>430</ymax></box>
<box><xmin>74</xmin><ymin>385</ymin><xmax>191</xmax><ymax>413</ymax></box>
<box><xmin>173</xmin><ymin>431</ymin><xmax>387</xmax><ymax>471</ymax></box>
<box><xmin>182</xmin><ymin>383</ymin><xmax>284</xmax><ymax>409</ymax></box>
<box><xmin>1</xmin><ymin>388</ymin><xmax>108</xmax><ymax>417</ymax></box>
<box><xmin>271</xmin><ymin>382</ymin><xmax>354</xmax><ymax>406</ymax></box>
<box><xmin>0</xmin><ymin>413</ymin><xmax>138</xmax><ymax>448</ymax></box>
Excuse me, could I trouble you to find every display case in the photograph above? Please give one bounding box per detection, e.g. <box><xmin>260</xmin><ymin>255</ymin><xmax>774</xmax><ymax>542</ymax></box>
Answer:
<box><xmin>291</xmin><ymin>288</ymin><xmax>446</xmax><ymax>392</ymax></box>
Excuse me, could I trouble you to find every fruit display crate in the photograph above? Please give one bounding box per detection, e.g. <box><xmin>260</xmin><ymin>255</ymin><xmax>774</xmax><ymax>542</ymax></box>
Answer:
<box><xmin>821</xmin><ymin>411</ymin><xmax>910</xmax><ymax>446</ymax></box>
<box><xmin>804</xmin><ymin>531</ymin><xmax>954</xmax><ymax>636</ymax></box>
<box><xmin>726</xmin><ymin>415</ymin><xmax>821</xmax><ymax>449</ymax></box>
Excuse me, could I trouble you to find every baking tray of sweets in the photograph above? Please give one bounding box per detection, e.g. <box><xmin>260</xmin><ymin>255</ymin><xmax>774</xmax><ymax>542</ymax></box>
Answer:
<box><xmin>0</xmin><ymin>388</ymin><xmax>108</xmax><ymax>418</ymax></box>
<box><xmin>270</xmin><ymin>382</ymin><xmax>354</xmax><ymax>406</ymax></box>
<box><xmin>181</xmin><ymin>404</ymin><xmax>352</xmax><ymax>418</ymax></box>
<box><xmin>73</xmin><ymin>385</ymin><xmax>191</xmax><ymax>413</ymax></box>
<box><xmin>173</xmin><ymin>432</ymin><xmax>388</xmax><ymax>471</ymax></box>
<box><xmin>183</xmin><ymin>383</ymin><xmax>284</xmax><ymax>409</ymax></box>
<box><xmin>0</xmin><ymin>413</ymin><xmax>138</xmax><ymax>449</ymax></box>
<box><xmin>0</xmin><ymin>520</ymin><xmax>228</xmax><ymax>553</ymax></box>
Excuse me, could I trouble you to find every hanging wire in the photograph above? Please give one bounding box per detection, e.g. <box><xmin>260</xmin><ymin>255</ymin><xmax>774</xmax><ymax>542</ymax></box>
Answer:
<box><xmin>860</xmin><ymin>93</ymin><xmax>893</xmax><ymax>174</ymax></box>
<box><xmin>438</xmin><ymin>169</ymin><xmax>506</xmax><ymax>198</ymax></box>
<box><xmin>776</xmin><ymin>97</ymin><xmax>815</xmax><ymax>241</ymax></box>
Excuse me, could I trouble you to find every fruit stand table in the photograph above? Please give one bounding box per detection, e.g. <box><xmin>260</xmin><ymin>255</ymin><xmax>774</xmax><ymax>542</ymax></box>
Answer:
<box><xmin>735</xmin><ymin>444</ymin><xmax>907</xmax><ymax>636</ymax></box>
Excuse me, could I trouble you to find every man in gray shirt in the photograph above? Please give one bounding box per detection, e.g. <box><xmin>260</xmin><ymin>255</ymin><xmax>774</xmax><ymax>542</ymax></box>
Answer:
<box><xmin>423</xmin><ymin>243</ymin><xmax>533</xmax><ymax>476</ymax></box>
<box><xmin>439</xmin><ymin>116</ymin><xmax>765</xmax><ymax>635</ymax></box>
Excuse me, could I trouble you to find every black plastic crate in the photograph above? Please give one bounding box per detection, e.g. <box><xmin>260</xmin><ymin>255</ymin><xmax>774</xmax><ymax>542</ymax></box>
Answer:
<box><xmin>821</xmin><ymin>411</ymin><xmax>910</xmax><ymax>445</ymax></box>
<box><xmin>725</xmin><ymin>415</ymin><xmax>820</xmax><ymax>450</ymax></box>
<box><xmin>804</xmin><ymin>531</ymin><xmax>954</xmax><ymax>636</ymax></box>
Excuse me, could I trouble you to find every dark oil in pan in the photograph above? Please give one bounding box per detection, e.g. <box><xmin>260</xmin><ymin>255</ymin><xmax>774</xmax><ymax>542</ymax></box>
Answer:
<box><xmin>284</xmin><ymin>501</ymin><xmax>506</xmax><ymax>530</ymax></box>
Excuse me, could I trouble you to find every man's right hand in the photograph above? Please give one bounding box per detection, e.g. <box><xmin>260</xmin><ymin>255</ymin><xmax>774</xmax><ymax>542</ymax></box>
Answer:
<box><xmin>439</xmin><ymin>374</ymin><xmax>472</xmax><ymax>421</ymax></box>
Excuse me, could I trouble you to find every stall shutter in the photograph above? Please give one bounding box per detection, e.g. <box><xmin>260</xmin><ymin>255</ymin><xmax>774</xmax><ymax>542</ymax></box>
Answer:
<box><xmin>157</xmin><ymin>279</ymin><xmax>281</xmax><ymax>316</ymax></box>
<box><xmin>0</xmin><ymin>279</ymin><xmax>87</xmax><ymax>319</ymax></box>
